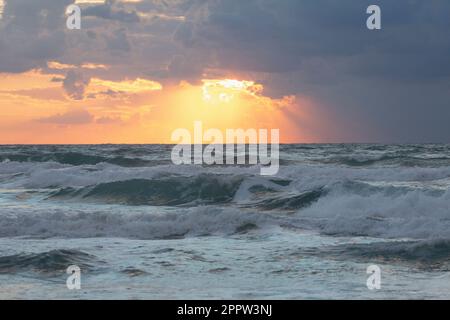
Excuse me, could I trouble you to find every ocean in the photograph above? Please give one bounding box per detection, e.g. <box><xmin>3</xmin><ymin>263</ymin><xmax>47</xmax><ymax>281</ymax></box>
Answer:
<box><xmin>0</xmin><ymin>144</ymin><xmax>449</xmax><ymax>299</ymax></box>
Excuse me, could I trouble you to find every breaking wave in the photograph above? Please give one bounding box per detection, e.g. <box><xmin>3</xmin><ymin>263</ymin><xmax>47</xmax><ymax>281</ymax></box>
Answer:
<box><xmin>0</xmin><ymin>249</ymin><xmax>97</xmax><ymax>274</ymax></box>
<box><xmin>0</xmin><ymin>206</ymin><xmax>296</xmax><ymax>240</ymax></box>
<box><xmin>1</xmin><ymin>144</ymin><xmax>450</xmax><ymax>244</ymax></box>
<box><xmin>49</xmin><ymin>174</ymin><xmax>244</xmax><ymax>206</ymax></box>
<box><xmin>298</xmin><ymin>188</ymin><xmax>450</xmax><ymax>240</ymax></box>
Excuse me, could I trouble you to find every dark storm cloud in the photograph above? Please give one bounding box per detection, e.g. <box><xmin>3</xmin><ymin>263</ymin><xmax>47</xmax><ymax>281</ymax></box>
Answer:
<box><xmin>0</xmin><ymin>0</ymin><xmax>71</xmax><ymax>73</ymax></box>
<box><xmin>177</xmin><ymin>0</ymin><xmax>450</xmax><ymax>81</ymax></box>
<box><xmin>83</xmin><ymin>2</ymin><xmax>140</xmax><ymax>23</ymax></box>
<box><xmin>106</xmin><ymin>28</ymin><xmax>131</xmax><ymax>52</ymax></box>
<box><xmin>2</xmin><ymin>0</ymin><xmax>449</xmax><ymax>81</ymax></box>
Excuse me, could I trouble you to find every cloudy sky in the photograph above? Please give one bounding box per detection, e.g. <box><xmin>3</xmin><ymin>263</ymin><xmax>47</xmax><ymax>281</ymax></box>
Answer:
<box><xmin>0</xmin><ymin>0</ymin><xmax>449</xmax><ymax>143</ymax></box>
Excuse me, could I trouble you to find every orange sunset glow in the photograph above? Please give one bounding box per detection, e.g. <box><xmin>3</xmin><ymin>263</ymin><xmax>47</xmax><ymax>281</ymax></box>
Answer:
<box><xmin>0</xmin><ymin>68</ymin><xmax>320</xmax><ymax>144</ymax></box>
<box><xmin>0</xmin><ymin>0</ymin><xmax>348</xmax><ymax>145</ymax></box>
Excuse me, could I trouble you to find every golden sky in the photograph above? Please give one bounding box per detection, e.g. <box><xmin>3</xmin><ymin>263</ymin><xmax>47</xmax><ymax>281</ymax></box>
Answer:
<box><xmin>0</xmin><ymin>0</ymin><xmax>336</xmax><ymax>144</ymax></box>
<box><xmin>0</xmin><ymin>68</ymin><xmax>321</xmax><ymax>144</ymax></box>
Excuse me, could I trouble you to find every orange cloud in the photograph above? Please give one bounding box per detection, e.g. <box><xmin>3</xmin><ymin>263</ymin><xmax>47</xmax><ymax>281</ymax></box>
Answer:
<box><xmin>88</xmin><ymin>78</ymin><xmax>163</xmax><ymax>94</ymax></box>
<box><xmin>0</xmin><ymin>69</ymin><xmax>322</xmax><ymax>143</ymax></box>
<box><xmin>47</xmin><ymin>61</ymin><xmax>109</xmax><ymax>71</ymax></box>
<box><xmin>81</xmin><ymin>63</ymin><xmax>109</xmax><ymax>70</ymax></box>
<box><xmin>47</xmin><ymin>61</ymin><xmax>77</xmax><ymax>70</ymax></box>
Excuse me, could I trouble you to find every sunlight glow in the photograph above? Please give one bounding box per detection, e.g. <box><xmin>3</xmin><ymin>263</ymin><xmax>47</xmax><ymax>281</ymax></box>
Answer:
<box><xmin>89</xmin><ymin>78</ymin><xmax>163</xmax><ymax>94</ymax></box>
<box><xmin>201</xmin><ymin>79</ymin><xmax>263</xmax><ymax>104</ymax></box>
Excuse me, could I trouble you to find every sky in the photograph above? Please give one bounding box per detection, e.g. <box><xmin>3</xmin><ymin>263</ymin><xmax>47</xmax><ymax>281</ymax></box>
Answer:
<box><xmin>0</xmin><ymin>0</ymin><xmax>449</xmax><ymax>144</ymax></box>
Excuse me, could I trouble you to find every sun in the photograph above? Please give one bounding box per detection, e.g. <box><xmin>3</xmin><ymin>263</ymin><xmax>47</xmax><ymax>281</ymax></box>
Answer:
<box><xmin>201</xmin><ymin>79</ymin><xmax>263</xmax><ymax>104</ymax></box>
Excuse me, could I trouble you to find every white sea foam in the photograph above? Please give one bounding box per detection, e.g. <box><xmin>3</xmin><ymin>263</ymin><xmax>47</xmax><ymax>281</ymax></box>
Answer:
<box><xmin>0</xmin><ymin>206</ymin><xmax>286</xmax><ymax>239</ymax></box>
<box><xmin>299</xmin><ymin>189</ymin><xmax>450</xmax><ymax>239</ymax></box>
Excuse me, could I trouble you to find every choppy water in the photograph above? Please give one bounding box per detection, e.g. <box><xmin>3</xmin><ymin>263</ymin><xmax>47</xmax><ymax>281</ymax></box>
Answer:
<box><xmin>0</xmin><ymin>144</ymin><xmax>449</xmax><ymax>299</ymax></box>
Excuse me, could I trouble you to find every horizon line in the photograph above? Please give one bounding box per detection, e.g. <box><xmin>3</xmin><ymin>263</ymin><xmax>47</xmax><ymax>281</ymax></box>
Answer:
<box><xmin>0</xmin><ymin>142</ymin><xmax>448</xmax><ymax>146</ymax></box>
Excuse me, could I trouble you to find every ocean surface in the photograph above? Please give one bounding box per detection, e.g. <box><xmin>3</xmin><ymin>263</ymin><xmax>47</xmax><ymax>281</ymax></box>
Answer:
<box><xmin>0</xmin><ymin>144</ymin><xmax>449</xmax><ymax>299</ymax></box>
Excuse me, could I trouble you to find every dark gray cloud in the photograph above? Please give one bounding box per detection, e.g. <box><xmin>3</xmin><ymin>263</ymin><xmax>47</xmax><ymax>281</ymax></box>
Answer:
<box><xmin>63</xmin><ymin>71</ymin><xmax>90</xmax><ymax>100</ymax></box>
<box><xmin>176</xmin><ymin>0</ymin><xmax>450</xmax><ymax>80</ymax></box>
<box><xmin>0</xmin><ymin>0</ymin><xmax>71</xmax><ymax>72</ymax></box>
<box><xmin>83</xmin><ymin>1</ymin><xmax>140</xmax><ymax>23</ymax></box>
<box><xmin>106</xmin><ymin>28</ymin><xmax>131</xmax><ymax>52</ymax></box>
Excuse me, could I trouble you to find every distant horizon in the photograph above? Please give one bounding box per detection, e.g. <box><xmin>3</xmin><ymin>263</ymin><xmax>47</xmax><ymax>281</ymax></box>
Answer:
<box><xmin>1</xmin><ymin>142</ymin><xmax>450</xmax><ymax>146</ymax></box>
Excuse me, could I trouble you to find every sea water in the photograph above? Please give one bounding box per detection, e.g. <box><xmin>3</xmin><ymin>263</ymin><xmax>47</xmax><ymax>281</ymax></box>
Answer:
<box><xmin>0</xmin><ymin>144</ymin><xmax>449</xmax><ymax>299</ymax></box>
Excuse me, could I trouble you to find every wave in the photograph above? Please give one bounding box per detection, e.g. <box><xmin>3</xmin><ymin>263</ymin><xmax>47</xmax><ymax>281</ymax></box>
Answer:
<box><xmin>298</xmin><ymin>188</ymin><xmax>450</xmax><ymax>239</ymax></box>
<box><xmin>251</xmin><ymin>188</ymin><xmax>325</xmax><ymax>211</ymax></box>
<box><xmin>311</xmin><ymin>239</ymin><xmax>450</xmax><ymax>269</ymax></box>
<box><xmin>281</xmin><ymin>144</ymin><xmax>450</xmax><ymax>167</ymax></box>
<box><xmin>45</xmin><ymin>173</ymin><xmax>325</xmax><ymax>209</ymax></box>
<box><xmin>2</xmin><ymin>150</ymin><xmax>450</xmax><ymax>193</ymax></box>
<box><xmin>49</xmin><ymin>174</ymin><xmax>244</xmax><ymax>206</ymax></box>
<box><xmin>0</xmin><ymin>206</ymin><xmax>294</xmax><ymax>240</ymax></box>
<box><xmin>2</xmin><ymin>144</ymin><xmax>450</xmax><ymax>170</ymax></box>
<box><xmin>0</xmin><ymin>249</ymin><xmax>97</xmax><ymax>274</ymax></box>
<box><xmin>1</xmin><ymin>187</ymin><xmax>449</xmax><ymax>241</ymax></box>
<box><xmin>319</xmin><ymin>154</ymin><xmax>450</xmax><ymax>167</ymax></box>
<box><xmin>0</xmin><ymin>151</ymin><xmax>157</xmax><ymax>167</ymax></box>
<box><xmin>2</xmin><ymin>184</ymin><xmax>450</xmax><ymax>242</ymax></box>
<box><xmin>344</xmin><ymin>239</ymin><xmax>450</xmax><ymax>262</ymax></box>
<box><xmin>1</xmin><ymin>144</ymin><xmax>450</xmax><ymax>242</ymax></box>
